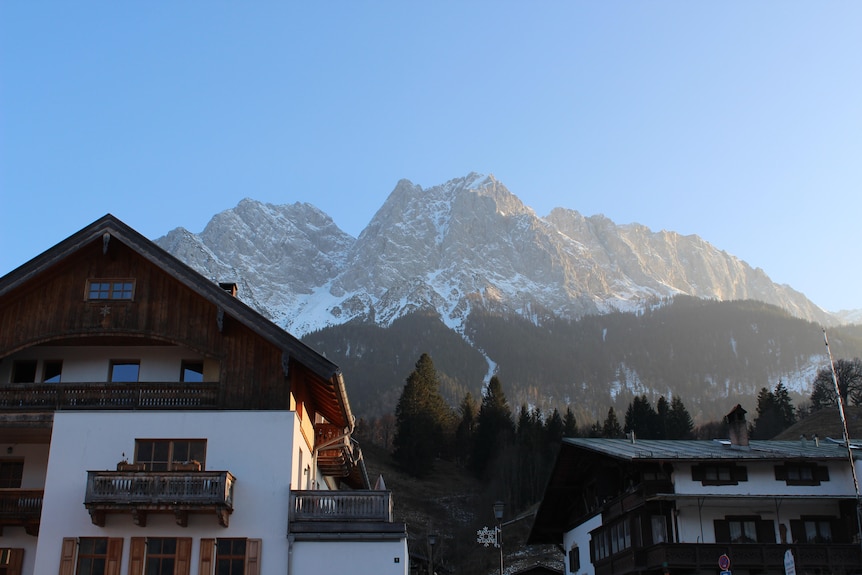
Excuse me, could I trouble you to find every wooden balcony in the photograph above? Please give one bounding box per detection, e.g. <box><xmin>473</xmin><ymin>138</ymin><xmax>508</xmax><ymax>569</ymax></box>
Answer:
<box><xmin>84</xmin><ymin>470</ymin><xmax>234</xmax><ymax>527</ymax></box>
<box><xmin>288</xmin><ymin>490</ymin><xmax>406</xmax><ymax>541</ymax></box>
<box><xmin>289</xmin><ymin>490</ymin><xmax>393</xmax><ymax>523</ymax></box>
<box><xmin>595</xmin><ymin>542</ymin><xmax>862</xmax><ymax>575</ymax></box>
<box><xmin>0</xmin><ymin>382</ymin><xmax>220</xmax><ymax>411</ymax></box>
<box><xmin>0</xmin><ymin>489</ymin><xmax>43</xmax><ymax>536</ymax></box>
<box><xmin>315</xmin><ymin>423</ymin><xmax>357</xmax><ymax>477</ymax></box>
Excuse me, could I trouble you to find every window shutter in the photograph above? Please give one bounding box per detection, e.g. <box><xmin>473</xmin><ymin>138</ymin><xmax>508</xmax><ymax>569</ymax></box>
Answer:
<box><xmin>789</xmin><ymin>520</ymin><xmax>804</xmax><ymax>544</ymax></box>
<box><xmin>732</xmin><ymin>465</ymin><xmax>748</xmax><ymax>482</ymax></box>
<box><xmin>58</xmin><ymin>538</ymin><xmax>77</xmax><ymax>575</ymax></box>
<box><xmin>816</xmin><ymin>465</ymin><xmax>830</xmax><ymax>482</ymax></box>
<box><xmin>691</xmin><ymin>465</ymin><xmax>704</xmax><ymax>481</ymax></box>
<box><xmin>756</xmin><ymin>519</ymin><xmax>776</xmax><ymax>543</ymax></box>
<box><xmin>198</xmin><ymin>539</ymin><xmax>215</xmax><ymax>575</ymax></box>
<box><xmin>106</xmin><ymin>538</ymin><xmax>124</xmax><ymax>575</ymax></box>
<box><xmin>713</xmin><ymin>520</ymin><xmax>730</xmax><ymax>543</ymax></box>
<box><xmin>128</xmin><ymin>537</ymin><xmax>146</xmax><ymax>575</ymax></box>
<box><xmin>7</xmin><ymin>549</ymin><xmax>24</xmax><ymax>575</ymax></box>
<box><xmin>245</xmin><ymin>539</ymin><xmax>262</xmax><ymax>575</ymax></box>
<box><xmin>175</xmin><ymin>538</ymin><xmax>193</xmax><ymax>575</ymax></box>
<box><xmin>774</xmin><ymin>465</ymin><xmax>786</xmax><ymax>480</ymax></box>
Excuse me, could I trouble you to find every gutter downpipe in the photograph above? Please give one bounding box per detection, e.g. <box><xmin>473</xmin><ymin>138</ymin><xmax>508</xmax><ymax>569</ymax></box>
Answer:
<box><xmin>824</xmin><ymin>328</ymin><xmax>862</xmax><ymax>555</ymax></box>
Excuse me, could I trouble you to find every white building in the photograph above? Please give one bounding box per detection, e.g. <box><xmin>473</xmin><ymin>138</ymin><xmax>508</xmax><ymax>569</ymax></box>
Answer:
<box><xmin>529</xmin><ymin>406</ymin><xmax>862</xmax><ymax>575</ymax></box>
<box><xmin>0</xmin><ymin>215</ymin><xmax>408</xmax><ymax>575</ymax></box>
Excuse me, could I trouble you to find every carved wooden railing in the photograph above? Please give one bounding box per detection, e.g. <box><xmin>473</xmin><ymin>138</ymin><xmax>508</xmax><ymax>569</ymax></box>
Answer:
<box><xmin>314</xmin><ymin>423</ymin><xmax>356</xmax><ymax>477</ymax></box>
<box><xmin>0</xmin><ymin>489</ymin><xmax>43</xmax><ymax>535</ymax></box>
<box><xmin>289</xmin><ymin>490</ymin><xmax>393</xmax><ymax>523</ymax></box>
<box><xmin>84</xmin><ymin>470</ymin><xmax>234</xmax><ymax>527</ymax></box>
<box><xmin>595</xmin><ymin>542</ymin><xmax>862</xmax><ymax>575</ymax></box>
<box><xmin>0</xmin><ymin>383</ymin><xmax>220</xmax><ymax>410</ymax></box>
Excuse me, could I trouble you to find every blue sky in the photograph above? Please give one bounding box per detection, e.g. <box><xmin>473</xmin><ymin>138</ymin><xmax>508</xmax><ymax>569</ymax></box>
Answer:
<box><xmin>2</xmin><ymin>3</ymin><xmax>861</xmax><ymax>312</ymax></box>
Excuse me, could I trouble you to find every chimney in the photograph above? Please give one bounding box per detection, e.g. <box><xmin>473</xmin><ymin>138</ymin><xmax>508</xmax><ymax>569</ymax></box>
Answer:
<box><xmin>724</xmin><ymin>404</ymin><xmax>750</xmax><ymax>450</ymax></box>
<box><xmin>218</xmin><ymin>282</ymin><xmax>238</xmax><ymax>297</ymax></box>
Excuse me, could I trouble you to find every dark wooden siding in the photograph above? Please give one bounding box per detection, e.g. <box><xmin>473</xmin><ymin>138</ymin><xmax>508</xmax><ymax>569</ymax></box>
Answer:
<box><xmin>0</xmin><ymin>237</ymin><xmax>290</xmax><ymax>410</ymax></box>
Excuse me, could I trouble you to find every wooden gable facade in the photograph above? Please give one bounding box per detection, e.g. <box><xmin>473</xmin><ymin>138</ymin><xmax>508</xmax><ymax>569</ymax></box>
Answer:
<box><xmin>1</xmin><ymin>215</ymin><xmax>343</xmax><ymax>414</ymax></box>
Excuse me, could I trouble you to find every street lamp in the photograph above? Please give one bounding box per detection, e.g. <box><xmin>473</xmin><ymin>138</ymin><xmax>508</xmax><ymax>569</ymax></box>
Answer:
<box><xmin>493</xmin><ymin>501</ymin><xmax>504</xmax><ymax>575</ymax></box>
<box><xmin>427</xmin><ymin>533</ymin><xmax>437</xmax><ymax>575</ymax></box>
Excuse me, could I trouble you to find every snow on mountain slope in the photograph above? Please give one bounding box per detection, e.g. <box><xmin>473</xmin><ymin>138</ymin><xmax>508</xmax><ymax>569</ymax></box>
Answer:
<box><xmin>155</xmin><ymin>174</ymin><xmax>838</xmax><ymax>335</ymax></box>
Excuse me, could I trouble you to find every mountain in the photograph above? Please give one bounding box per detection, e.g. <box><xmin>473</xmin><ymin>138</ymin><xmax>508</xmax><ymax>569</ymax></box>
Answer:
<box><xmin>154</xmin><ymin>173</ymin><xmax>860</xmax><ymax>422</ymax></box>
<box><xmin>156</xmin><ymin>173</ymin><xmax>835</xmax><ymax>335</ymax></box>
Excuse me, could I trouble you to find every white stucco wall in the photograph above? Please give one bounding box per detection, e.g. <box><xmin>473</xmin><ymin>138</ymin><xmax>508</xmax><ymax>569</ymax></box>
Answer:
<box><xmin>32</xmin><ymin>410</ymin><xmax>299</xmax><ymax>575</ymax></box>
<box><xmin>563</xmin><ymin>513</ymin><xmax>601</xmax><ymax>575</ymax></box>
<box><xmin>0</xmin><ymin>346</ymin><xmax>204</xmax><ymax>383</ymax></box>
<box><xmin>290</xmin><ymin>539</ymin><xmax>408</xmax><ymax>575</ymax></box>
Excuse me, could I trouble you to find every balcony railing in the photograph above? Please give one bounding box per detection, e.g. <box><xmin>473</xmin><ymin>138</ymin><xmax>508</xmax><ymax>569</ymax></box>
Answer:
<box><xmin>595</xmin><ymin>542</ymin><xmax>862</xmax><ymax>575</ymax></box>
<box><xmin>0</xmin><ymin>383</ymin><xmax>220</xmax><ymax>411</ymax></box>
<box><xmin>289</xmin><ymin>490</ymin><xmax>393</xmax><ymax>523</ymax></box>
<box><xmin>0</xmin><ymin>489</ymin><xmax>43</xmax><ymax>536</ymax></box>
<box><xmin>84</xmin><ymin>470</ymin><xmax>234</xmax><ymax>527</ymax></box>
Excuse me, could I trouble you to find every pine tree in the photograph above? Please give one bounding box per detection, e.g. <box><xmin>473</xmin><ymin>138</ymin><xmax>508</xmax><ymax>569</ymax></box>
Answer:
<box><xmin>752</xmin><ymin>381</ymin><xmax>797</xmax><ymax>439</ymax></box>
<box><xmin>624</xmin><ymin>395</ymin><xmax>661</xmax><ymax>439</ymax></box>
<box><xmin>656</xmin><ymin>396</ymin><xmax>670</xmax><ymax>439</ymax></box>
<box><xmin>454</xmin><ymin>392</ymin><xmax>478</xmax><ymax>467</ymax></box>
<box><xmin>666</xmin><ymin>396</ymin><xmax>694</xmax><ymax>439</ymax></box>
<box><xmin>601</xmin><ymin>407</ymin><xmax>623</xmax><ymax>438</ymax></box>
<box><xmin>471</xmin><ymin>376</ymin><xmax>515</xmax><ymax>477</ymax></box>
<box><xmin>392</xmin><ymin>353</ymin><xmax>452</xmax><ymax>477</ymax></box>
<box><xmin>563</xmin><ymin>406</ymin><xmax>579</xmax><ymax>438</ymax></box>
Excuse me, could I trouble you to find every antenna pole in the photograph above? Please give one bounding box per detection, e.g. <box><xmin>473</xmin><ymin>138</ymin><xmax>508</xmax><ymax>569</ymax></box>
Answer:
<box><xmin>823</xmin><ymin>328</ymin><xmax>862</xmax><ymax>550</ymax></box>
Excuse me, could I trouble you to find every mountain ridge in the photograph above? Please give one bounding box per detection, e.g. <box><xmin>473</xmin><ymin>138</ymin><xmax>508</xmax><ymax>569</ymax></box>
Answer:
<box><xmin>154</xmin><ymin>172</ymin><xmax>838</xmax><ymax>335</ymax></box>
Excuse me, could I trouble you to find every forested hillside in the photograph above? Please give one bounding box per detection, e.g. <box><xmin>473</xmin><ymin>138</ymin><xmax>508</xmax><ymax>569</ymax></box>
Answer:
<box><xmin>303</xmin><ymin>297</ymin><xmax>862</xmax><ymax>423</ymax></box>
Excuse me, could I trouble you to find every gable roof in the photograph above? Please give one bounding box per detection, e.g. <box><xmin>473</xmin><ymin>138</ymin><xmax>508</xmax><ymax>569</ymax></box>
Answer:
<box><xmin>562</xmin><ymin>436</ymin><xmax>854</xmax><ymax>462</ymax></box>
<box><xmin>0</xmin><ymin>214</ymin><xmax>354</xmax><ymax>431</ymax></box>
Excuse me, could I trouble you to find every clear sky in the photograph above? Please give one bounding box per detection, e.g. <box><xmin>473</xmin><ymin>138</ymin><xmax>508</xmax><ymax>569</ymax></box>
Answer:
<box><xmin>2</xmin><ymin>3</ymin><xmax>860</xmax><ymax>312</ymax></box>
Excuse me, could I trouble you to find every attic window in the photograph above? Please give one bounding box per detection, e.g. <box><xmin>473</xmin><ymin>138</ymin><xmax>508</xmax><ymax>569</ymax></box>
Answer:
<box><xmin>775</xmin><ymin>463</ymin><xmax>829</xmax><ymax>486</ymax></box>
<box><xmin>691</xmin><ymin>463</ymin><xmax>747</xmax><ymax>485</ymax></box>
<box><xmin>86</xmin><ymin>279</ymin><xmax>135</xmax><ymax>301</ymax></box>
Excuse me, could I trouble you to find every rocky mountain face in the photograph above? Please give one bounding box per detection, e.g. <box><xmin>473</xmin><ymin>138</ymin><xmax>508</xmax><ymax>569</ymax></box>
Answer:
<box><xmin>155</xmin><ymin>173</ymin><xmax>834</xmax><ymax>336</ymax></box>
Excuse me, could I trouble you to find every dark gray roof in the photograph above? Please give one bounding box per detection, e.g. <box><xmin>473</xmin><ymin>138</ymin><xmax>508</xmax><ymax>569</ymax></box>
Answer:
<box><xmin>563</xmin><ymin>437</ymin><xmax>856</xmax><ymax>462</ymax></box>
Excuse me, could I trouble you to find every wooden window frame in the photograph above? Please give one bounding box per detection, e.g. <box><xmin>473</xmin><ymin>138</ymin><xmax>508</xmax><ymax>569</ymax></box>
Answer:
<box><xmin>128</xmin><ymin>538</ymin><xmax>191</xmax><ymax>575</ymax></box>
<box><xmin>43</xmin><ymin>360</ymin><xmax>63</xmax><ymax>383</ymax></box>
<box><xmin>85</xmin><ymin>279</ymin><xmax>136</xmax><ymax>301</ymax></box>
<box><xmin>198</xmin><ymin>539</ymin><xmax>261</xmax><ymax>575</ymax></box>
<box><xmin>774</xmin><ymin>463</ymin><xmax>829</xmax><ymax>486</ymax></box>
<box><xmin>180</xmin><ymin>361</ymin><xmax>204</xmax><ymax>383</ymax></box>
<box><xmin>691</xmin><ymin>463</ymin><xmax>747</xmax><ymax>485</ymax></box>
<box><xmin>714</xmin><ymin>515</ymin><xmax>775</xmax><ymax>544</ymax></box>
<box><xmin>10</xmin><ymin>360</ymin><xmax>37</xmax><ymax>384</ymax></box>
<box><xmin>109</xmin><ymin>360</ymin><xmax>140</xmax><ymax>383</ymax></box>
<box><xmin>0</xmin><ymin>459</ymin><xmax>24</xmax><ymax>489</ymax></box>
<box><xmin>567</xmin><ymin>545</ymin><xmax>580</xmax><ymax>573</ymax></box>
<box><xmin>134</xmin><ymin>439</ymin><xmax>207</xmax><ymax>471</ymax></box>
<box><xmin>0</xmin><ymin>548</ymin><xmax>24</xmax><ymax>575</ymax></box>
<box><xmin>58</xmin><ymin>537</ymin><xmax>123</xmax><ymax>575</ymax></box>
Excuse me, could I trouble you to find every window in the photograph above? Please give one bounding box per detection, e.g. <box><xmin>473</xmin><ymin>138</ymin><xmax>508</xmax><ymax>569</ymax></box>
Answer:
<box><xmin>10</xmin><ymin>360</ymin><xmax>36</xmax><ymax>383</ymax></box>
<box><xmin>217</xmin><ymin>539</ymin><xmax>246</xmax><ymax>575</ymax></box>
<box><xmin>128</xmin><ymin>538</ymin><xmax>191</xmax><ymax>575</ymax></box>
<box><xmin>714</xmin><ymin>516</ymin><xmax>775</xmax><ymax>544</ymax></box>
<box><xmin>567</xmin><ymin>545</ymin><xmax>580</xmax><ymax>573</ymax></box>
<box><xmin>790</xmin><ymin>517</ymin><xmax>837</xmax><ymax>544</ymax></box>
<box><xmin>58</xmin><ymin>538</ymin><xmax>123</xmax><ymax>575</ymax></box>
<box><xmin>146</xmin><ymin>538</ymin><xmax>177</xmax><ymax>575</ymax></box>
<box><xmin>691</xmin><ymin>463</ymin><xmax>747</xmax><ymax>485</ymax></box>
<box><xmin>43</xmin><ymin>360</ymin><xmax>62</xmax><ymax>383</ymax></box>
<box><xmin>591</xmin><ymin>519</ymin><xmax>630</xmax><ymax>562</ymax></box>
<box><xmin>0</xmin><ymin>549</ymin><xmax>24</xmax><ymax>575</ymax></box>
<box><xmin>775</xmin><ymin>463</ymin><xmax>829</xmax><ymax>486</ymax></box>
<box><xmin>76</xmin><ymin>538</ymin><xmax>108</xmax><ymax>575</ymax></box>
<box><xmin>651</xmin><ymin>515</ymin><xmax>668</xmax><ymax>544</ymax></box>
<box><xmin>199</xmin><ymin>539</ymin><xmax>261</xmax><ymax>575</ymax></box>
<box><xmin>86</xmin><ymin>279</ymin><xmax>135</xmax><ymax>300</ymax></box>
<box><xmin>180</xmin><ymin>361</ymin><xmax>204</xmax><ymax>383</ymax></box>
<box><xmin>0</xmin><ymin>460</ymin><xmax>23</xmax><ymax>488</ymax></box>
<box><xmin>135</xmin><ymin>439</ymin><xmax>207</xmax><ymax>471</ymax></box>
<box><xmin>110</xmin><ymin>360</ymin><xmax>139</xmax><ymax>382</ymax></box>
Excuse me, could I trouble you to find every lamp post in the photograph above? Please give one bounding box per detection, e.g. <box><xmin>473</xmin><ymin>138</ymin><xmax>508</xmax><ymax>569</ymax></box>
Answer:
<box><xmin>493</xmin><ymin>501</ymin><xmax>504</xmax><ymax>575</ymax></box>
<box><xmin>427</xmin><ymin>532</ymin><xmax>437</xmax><ymax>575</ymax></box>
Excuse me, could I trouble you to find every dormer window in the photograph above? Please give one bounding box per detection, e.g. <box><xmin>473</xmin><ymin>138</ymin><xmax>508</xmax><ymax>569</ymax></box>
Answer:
<box><xmin>86</xmin><ymin>279</ymin><xmax>135</xmax><ymax>301</ymax></box>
